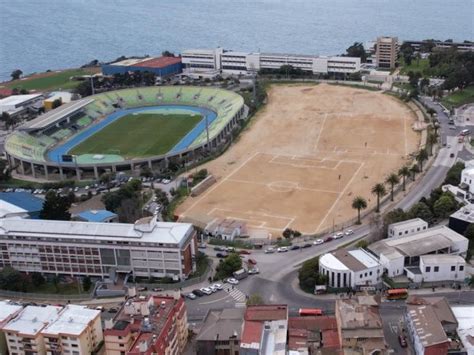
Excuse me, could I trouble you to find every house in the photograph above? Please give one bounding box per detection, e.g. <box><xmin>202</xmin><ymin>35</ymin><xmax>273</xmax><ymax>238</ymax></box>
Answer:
<box><xmin>405</xmin><ymin>255</ymin><xmax>466</xmax><ymax>284</ymax></box>
<box><xmin>205</xmin><ymin>218</ymin><xmax>247</xmax><ymax>241</ymax></box>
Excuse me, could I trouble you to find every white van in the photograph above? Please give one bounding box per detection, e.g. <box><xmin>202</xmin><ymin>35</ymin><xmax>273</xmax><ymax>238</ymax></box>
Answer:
<box><xmin>461</xmin><ymin>129</ymin><xmax>470</xmax><ymax>136</ymax></box>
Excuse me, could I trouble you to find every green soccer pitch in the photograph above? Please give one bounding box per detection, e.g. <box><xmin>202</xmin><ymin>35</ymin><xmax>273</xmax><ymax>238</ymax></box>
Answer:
<box><xmin>70</xmin><ymin>113</ymin><xmax>202</xmax><ymax>158</ymax></box>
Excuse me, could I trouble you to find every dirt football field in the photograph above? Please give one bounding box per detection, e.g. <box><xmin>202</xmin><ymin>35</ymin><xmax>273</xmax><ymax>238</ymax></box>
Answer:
<box><xmin>177</xmin><ymin>84</ymin><xmax>420</xmax><ymax>235</ymax></box>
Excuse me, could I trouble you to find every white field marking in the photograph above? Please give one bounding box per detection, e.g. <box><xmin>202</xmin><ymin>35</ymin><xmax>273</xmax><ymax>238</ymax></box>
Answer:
<box><xmin>226</xmin><ymin>178</ymin><xmax>340</xmax><ymax>194</ymax></box>
<box><xmin>208</xmin><ymin>207</ymin><xmax>295</xmax><ymax>230</ymax></box>
<box><xmin>313</xmin><ymin>112</ymin><xmax>328</xmax><ymax>151</ymax></box>
<box><xmin>180</xmin><ymin>151</ymin><xmax>261</xmax><ymax>215</ymax></box>
<box><xmin>314</xmin><ymin>162</ymin><xmax>365</xmax><ymax>234</ymax></box>
<box><xmin>210</xmin><ymin>207</ymin><xmax>295</xmax><ymax>223</ymax></box>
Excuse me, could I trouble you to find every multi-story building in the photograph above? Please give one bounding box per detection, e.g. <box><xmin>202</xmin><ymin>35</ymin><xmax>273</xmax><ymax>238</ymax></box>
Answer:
<box><xmin>375</xmin><ymin>36</ymin><xmax>398</xmax><ymax>69</ymax></box>
<box><xmin>319</xmin><ymin>248</ymin><xmax>383</xmax><ymax>289</ymax></box>
<box><xmin>0</xmin><ymin>301</ymin><xmax>23</xmax><ymax>355</ymax></box>
<box><xmin>42</xmin><ymin>305</ymin><xmax>103</xmax><ymax>355</ymax></box>
<box><xmin>0</xmin><ymin>216</ymin><xmax>197</xmax><ymax>281</ymax></box>
<box><xmin>181</xmin><ymin>48</ymin><xmax>224</xmax><ymax>78</ymax></box>
<box><xmin>2</xmin><ymin>305</ymin><xmax>63</xmax><ymax>355</ymax></box>
<box><xmin>104</xmin><ymin>294</ymin><xmax>187</xmax><ymax>355</ymax></box>
<box><xmin>387</xmin><ymin>218</ymin><xmax>428</xmax><ymax>238</ymax></box>
<box><xmin>335</xmin><ymin>296</ymin><xmax>388</xmax><ymax>354</ymax></box>
<box><xmin>0</xmin><ymin>94</ymin><xmax>44</xmax><ymax>118</ymax></box>
<box><xmin>449</xmin><ymin>204</ymin><xmax>474</xmax><ymax>235</ymax></box>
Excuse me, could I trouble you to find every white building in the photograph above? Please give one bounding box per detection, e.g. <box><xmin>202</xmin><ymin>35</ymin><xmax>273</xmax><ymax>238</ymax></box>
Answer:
<box><xmin>0</xmin><ymin>94</ymin><xmax>44</xmax><ymax>117</ymax></box>
<box><xmin>0</xmin><ymin>301</ymin><xmax>23</xmax><ymax>355</ymax></box>
<box><xmin>319</xmin><ymin>248</ymin><xmax>383</xmax><ymax>289</ymax></box>
<box><xmin>388</xmin><ymin>218</ymin><xmax>428</xmax><ymax>238</ymax></box>
<box><xmin>205</xmin><ymin>218</ymin><xmax>247</xmax><ymax>241</ymax></box>
<box><xmin>0</xmin><ymin>215</ymin><xmax>197</xmax><ymax>281</ymax></box>
<box><xmin>406</xmin><ymin>255</ymin><xmax>466</xmax><ymax>283</ymax></box>
<box><xmin>461</xmin><ymin>160</ymin><xmax>474</xmax><ymax>195</ymax></box>
<box><xmin>181</xmin><ymin>48</ymin><xmax>223</xmax><ymax>78</ymax></box>
<box><xmin>451</xmin><ymin>306</ymin><xmax>474</xmax><ymax>355</ymax></box>
<box><xmin>369</xmin><ymin>224</ymin><xmax>469</xmax><ymax>278</ymax></box>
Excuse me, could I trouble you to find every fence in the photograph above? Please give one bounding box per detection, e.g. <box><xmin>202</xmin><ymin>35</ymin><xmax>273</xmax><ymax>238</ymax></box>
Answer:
<box><xmin>0</xmin><ymin>289</ymin><xmax>94</xmax><ymax>301</ymax></box>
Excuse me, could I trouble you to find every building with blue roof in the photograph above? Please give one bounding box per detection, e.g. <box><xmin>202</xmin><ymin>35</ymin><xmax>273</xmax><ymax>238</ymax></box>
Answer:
<box><xmin>0</xmin><ymin>192</ymin><xmax>44</xmax><ymax>219</ymax></box>
<box><xmin>74</xmin><ymin>209</ymin><xmax>118</xmax><ymax>223</ymax></box>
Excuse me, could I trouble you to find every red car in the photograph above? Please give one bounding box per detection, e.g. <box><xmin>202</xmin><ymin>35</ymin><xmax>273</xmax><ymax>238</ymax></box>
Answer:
<box><xmin>324</xmin><ymin>237</ymin><xmax>333</xmax><ymax>243</ymax></box>
<box><xmin>238</xmin><ymin>250</ymin><xmax>251</xmax><ymax>255</ymax></box>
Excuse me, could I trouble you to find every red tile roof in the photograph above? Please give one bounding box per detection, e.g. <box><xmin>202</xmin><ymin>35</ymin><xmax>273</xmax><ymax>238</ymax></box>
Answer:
<box><xmin>288</xmin><ymin>316</ymin><xmax>337</xmax><ymax>331</ymax></box>
<box><xmin>322</xmin><ymin>329</ymin><xmax>341</xmax><ymax>350</ymax></box>
<box><xmin>245</xmin><ymin>304</ymin><xmax>288</xmax><ymax>321</ymax></box>
<box><xmin>134</xmin><ymin>56</ymin><xmax>181</xmax><ymax>69</ymax></box>
<box><xmin>241</xmin><ymin>320</ymin><xmax>263</xmax><ymax>345</ymax></box>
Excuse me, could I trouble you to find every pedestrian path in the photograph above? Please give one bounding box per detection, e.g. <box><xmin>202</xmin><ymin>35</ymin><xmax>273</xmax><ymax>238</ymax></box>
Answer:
<box><xmin>223</xmin><ymin>284</ymin><xmax>246</xmax><ymax>307</ymax></box>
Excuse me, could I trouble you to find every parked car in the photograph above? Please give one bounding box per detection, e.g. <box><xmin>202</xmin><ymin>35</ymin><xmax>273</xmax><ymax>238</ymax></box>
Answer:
<box><xmin>225</xmin><ymin>278</ymin><xmax>239</xmax><ymax>285</ymax></box>
<box><xmin>208</xmin><ymin>285</ymin><xmax>218</xmax><ymax>293</ymax></box>
<box><xmin>137</xmin><ymin>287</ymin><xmax>148</xmax><ymax>292</ymax></box>
<box><xmin>277</xmin><ymin>247</ymin><xmax>289</xmax><ymax>253</ymax></box>
<box><xmin>398</xmin><ymin>335</ymin><xmax>407</xmax><ymax>348</ymax></box>
<box><xmin>313</xmin><ymin>239</ymin><xmax>324</xmax><ymax>245</ymax></box>
<box><xmin>238</xmin><ymin>250</ymin><xmax>251</xmax><ymax>255</ymax></box>
<box><xmin>248</xmin><ymin>268</ymin><xmax>260</xmax><ymax>274</ymax></box>
<box><xmin>216</xmin><ymin>252</ymin><xmax>228</xmax><ymax>258</ymax></box>
<box><xmin>152</xmin><ymin>287</ymin><xmax>164</xmax><ymax>292</ymax></box>
<box><xmin>226</xmin><ymin>247</ymin><xmax>235</xmax><ymax>253</ymax></box>
<box><xmin>212</xmin><ymin>283</ymin><xmax>223</xmax><ymax>290</ymax></box>
<box><xmin>290</xmin><ymin>245</ymin><xmax>300</xmax><ymax>250</ymax></box>
<box><xmin>214</xmin><ymin>246</ymin><xmax>225</xmax><ymax>251</ymax></box>
<box><xmin>344</xmin><ymin>229</ymin><xmax>354</xmax><ymax>236</ymax></box>
<box><xmin>247</xmin><ymin>258</ymin><xmax>257</xmax><ymax>265</ymax></box>
<box><xmin>333</xmin><ymin>233</ymin><xmax>343</xmax><ymax>239</ymax></box>
<box><xmin>186</xmin><ymin>293</ymin><xmax>197</xmax><ymax>300</ymax></box>
<box><xmin>324</xmin><ymin>237</ymin><xmax>333</xmax><ymax>243</ymax></box>
<box><xmin>200</xmin><ymin>287</ymin><xmax>213</xmax><ymax>295</ymax></box>
<box><xmin>302</xmin><ymin>243</ymin><xmax>312</xmax><ymax>248</ymax></box>
<box><xmin>192</xmin><ymin>289</ymin><xmax>204</xmax><ymax>297</ymax></box>
<box><xmin>198</xmin><ymin>243</ymin><xmax>207</xmax><ymax>249</ymax></box>
<box><xmin>264</xmin><ymin>247</ymin><xmax>275</xmax><ymax>254</ymax></box>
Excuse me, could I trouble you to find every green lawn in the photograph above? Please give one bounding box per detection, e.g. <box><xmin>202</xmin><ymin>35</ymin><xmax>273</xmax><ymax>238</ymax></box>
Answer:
<box><xmin>70</xmin><ymin>113</ymin><xmax>202</xmax><ymax>158</ymax></box>
<box><xmin>399</xmin><ymin>58</ymin><xmax>430</xmax><ymax>75</ymax></box>
<box><xmin>4</xmin><ymin>68</ymin><xmax>98</xmax><ymax>91</ymax></box>
<box><xmin>441</xmin><ymin>86</ymin><xmax>474</xmax><ymax>109</ymax></box>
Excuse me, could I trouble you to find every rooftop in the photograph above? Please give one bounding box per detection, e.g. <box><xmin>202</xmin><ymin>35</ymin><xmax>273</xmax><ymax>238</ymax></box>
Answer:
<box><xmin>0</xmin><ymin>217</ymin><xmax>193</xmax><ymax>247</ymax></box>
<box><xmin>407</xmin><ymin>304</ymin><xmax>449</xmax><ymax>347</ymax></box>
<box><xmin>3</xmin><ymin>305</ymin><xmax>62</xmax><ymax>336</ymax></box>
<box><xmin>451</xmin><ymin>306</ymin><xmax>474</xmax><ymax>354</ymax></box>
<box><xmin>75</xmin><ymin>209</ymin><xmax>117</xmax><ymax>222</ymax></box>
<box><xmin>336</xmin><ymin>296</ymin><xmax>382</xmax><ymax>330</ymax></box>
<box><xmin>320</xmin><ymin>248</ymin><xmax>380</xmax><ymax>272</ymax></box>
<box><xmin>0</xmin><ymin>94</ymin><xmax>43</xmax><ymax>107</ymax></box>
<box><xmin>288</xmin><ymin>316</ymin><xmax>339</xmax><ymax>352</ymax></box>
<box><xmin>389</xmin><ymin>218</ymin><xmax>427</xmax><ymax>228</ymax></box>
<box><xmin>0</xmin><ymin>301</ymin><xmax>23</xmax><ymax>324</ymax></box>
<box><xmin>0</xmin><ymin>192</ymin><xmax>44</xmax><ymax>213</ymax></box>
<box><xmin>406</xmin><ymin>297</ymin><xmax>457</xmax><ymax>326</ymax></box>
<box><xmin>134</xmin><ymin>56</ymin><xmax>181</xmax><ymax>68</ymax></box>
<box><xmin>241</xmin><ymin>305</ymin><xmax>288</xmax><ymax>349</ymax></box>
<box><xmin>196</xmin><ymin>308</ymin><xmax>244</xmax><ymax>341</ymax></box>
<box><xmin>43</xmin><ymin>305</ymin><xmax>100</xmax><ymax>336</ymax></box>
<box><xmin>420</xmin><ymin>254</ymin><xmax>465</xmax><ymax>265</ymax></box>
<box><xmin>450</xmin><ymin>204</ymin><xmax>474</xmax><ymax>223</ymax></box>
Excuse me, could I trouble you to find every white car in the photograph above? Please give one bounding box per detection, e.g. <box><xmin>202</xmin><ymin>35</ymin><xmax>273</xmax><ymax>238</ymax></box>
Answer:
<box><xmin>264</xmin><ymin>247</ymin><xmax>275</xmax><ymax>254</ymax></box>
<box><xmin>248</xmin><ymin>268</ymin><xmax>259</xmax><ymax>274</ymax></box>
<box><xmin>344</xmin><ymin>229</ymin><xmax>354</xmax><ymax>236</ymax></box>
<box><xmin>200</xmin><ymin>287</ymin><xmax>213</xmax><ymax>295</ymax></box>
<box><xmin>277</xmin><ymin>247</ymin><xmax>289</xmax><ymax>253</ymax></box>
<box><xmin>186</xmin><ymin>293</ymin><xmax>197</xmax><ymax>300</ymax></box>
<box><xmin>225</xmin><ymin>278</ymin><xmax>239</xmax><ymax>285</ymax></box>
<box><xmin>332</xmin><ymin>234</ymin><xmax>343</xmax><ymax>240</ymax></box>
<box><xmin>212</xmin><ymin>283</ymin><xmax>223</xmax><ymax>290</ymax></box>
<box><xmin>208</xmin><ymin>285</ymin><xmax>218</xmax><ymax>293</ymax></box>
<box><xmin>313</xmin><ymin>239</ymin><xmax>324</xmax><ymax>245</ymax></box>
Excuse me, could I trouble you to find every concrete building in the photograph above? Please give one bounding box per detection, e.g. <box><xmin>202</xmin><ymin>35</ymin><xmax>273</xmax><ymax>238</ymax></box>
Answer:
<box><xmin>405</xmin><ymin>297</ymin><xmax>458</xmax><ymax>355</ymax></box>
<box><xmin>403</xmin><ymin>40</ymin><xmax>474</xmax><ymax>53</ymax></box>
<box><xmin>41</xmin><ymin>305</ymin><xmax>103</xmax><ymax>355</ymax></box>
<box><xmin>319</xmin><ymin>248</ymin><xmax>383</xmax><ymax>289</ymax></box>
<box><xmin>451</xmin><ymin>306</ymin><xmax>474</xmax><ymax>355</ymax></box>
<box><xmin>375</xmin><ymin>36</ymin><xmax>398</xmax><ymax>69</ymax></box>
<box><xmin>0</xmin><ymin>301</ymin><xmax>23</xmax><ymax>355</ymax></box>
<box><xmin>287</xmin><ymin>316</ymin><xmax>341</xmax><ymax>354</ymax></box>
<box><xmin>0</xmin><ymin>94</ymin><xmax>44</xmax><ymax>117</ymax></box>
<box><xmin>388</xmin><ymin>218</ymin><xmax>428</xmax><ymax>238</ymax></box>
<box><xmin>240</xmin><ymin>304</ymin><xmax>288</xmax><ymax>355</ymax></box>
<box><xmin>0</xmin><ymin>192</ymin><xmax>44</xmax><ymax>219</ymax></box>
<box><xmin>460</xmin><ymin>161</ymin><xmax>474</xmax><ymax>195</ymax></box>
<box><xmin>102</xmin><ymin>56</ymin><xmax>182</xmax><ymax>77</ymax></box>
<box><xmin>0</xmin><ymin>216</ymin><xmax>197</xmax><ymax>281</ymax></box>
<box><xmin>2</xmin><ymin>305</ymin><xmax>63</xmax><ymax>355</ymax></box>
<box><xmin>449</xmin><ymin>204</ymin><xmax>474</xmax><ymax>235</ymax></box>
<box><xmin>335</xmin><ymin>296</ymin><xmax>387</xmax><ymax>354</ymax></box>
<box><xmin>205</xmin><ymin>218</ymin><xmax>247</xmax><ymax>241</ymax></box>
<box><xmin>368</xmin><ymin>225</ymin><xmax>469</xmax><ymax>278</ymax></box>
<box><xmin>406</xmin><ymin>255</ymin><xmax>466</xmax><ymax>284</ymax></box>
<box><xmin>196</xmin><ymin>308</ymin><xmax>244</xmax><ymax>355</ymax></box>
<box><xmin>103</xmin><ymin>294</ymin><xmax>187</xmax><ymax>355</ymax></box>
<box><xmin>181</xmin><ymin>48</ymin><xmax>224</xmax><ymax>78</ymax></box>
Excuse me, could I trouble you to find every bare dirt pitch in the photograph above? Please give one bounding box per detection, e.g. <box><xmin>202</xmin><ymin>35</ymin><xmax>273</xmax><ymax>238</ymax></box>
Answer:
<box><xmin>177</xmin><ymin>84</ymin><xmax>420</xmax><ymax>235</ymax></box>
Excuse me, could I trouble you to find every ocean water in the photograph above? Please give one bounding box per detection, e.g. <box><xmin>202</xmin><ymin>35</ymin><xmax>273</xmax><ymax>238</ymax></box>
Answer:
<box><xmin>0</xmin><ymin>0</ymin><xmax>473</xmax><ymax>80</ymax></box>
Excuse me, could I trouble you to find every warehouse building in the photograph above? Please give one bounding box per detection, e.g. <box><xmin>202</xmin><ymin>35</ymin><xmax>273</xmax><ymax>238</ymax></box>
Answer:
<box><xmin>102</xmin><ymin>56</ymin><xmax>182</xmax><ymax>77</ymax></box>
<box><xmin>0</xmin><ymin>94</ymin><xmax>44</xmax><ymax>118</ymax></box>
<box><xmin>0</xmin><ymin>215</ymin><xmax>197</xmax><ymax>280</ymax></box>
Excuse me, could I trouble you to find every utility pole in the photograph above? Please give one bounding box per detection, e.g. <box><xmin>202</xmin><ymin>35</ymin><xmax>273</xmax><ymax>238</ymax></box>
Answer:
<box><xmin>90</xmin><ymin>76</ymin><xmax>95</xmax><ymax>95</ymax></box>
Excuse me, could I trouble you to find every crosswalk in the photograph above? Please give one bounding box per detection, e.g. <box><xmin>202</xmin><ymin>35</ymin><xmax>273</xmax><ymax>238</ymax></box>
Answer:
<box><xmin>222</xmin><ymin>284</ymin><xmax>247</xmax><ymax>307</ymax></box>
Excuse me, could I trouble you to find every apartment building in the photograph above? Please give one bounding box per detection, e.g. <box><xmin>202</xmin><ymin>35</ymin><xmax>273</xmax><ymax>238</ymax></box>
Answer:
<box><xmin>181</xmin><ymin>48</ymin><xmax>223</xmax><ymax>77</ymax></box>
<box><xmin>0</xmin><ymin>216</ymin><xmax>197</xmax><ymax>281</ymax></box>
<box><xmin>375</xmin><ymin>36</ymin><xmax>398</xmax><ymax>69</ymax></box>
<box><xmin>0</xmin><ymin>301</ymin><xmax>23</xmax><ymax>355</ymax></box>
<box><xmin>104</xmin><ymin>294</ymin><xmax>188</xmax><ymax>355</ymax></box>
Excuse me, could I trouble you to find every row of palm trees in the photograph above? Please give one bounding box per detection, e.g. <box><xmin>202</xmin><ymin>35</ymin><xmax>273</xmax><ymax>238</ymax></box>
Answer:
<box><xmin>351</xmin><ymin>148</ymin><xmax>430</xmax><ymax>224</ymax></box>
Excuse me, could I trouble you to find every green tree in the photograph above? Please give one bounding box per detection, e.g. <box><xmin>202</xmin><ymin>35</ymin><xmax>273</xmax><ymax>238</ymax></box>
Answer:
<box><xmin>426</xmin><ymin>107</ymin><xmax>436</xmax><ymax>117</ymax></box>
<box><xmin>345</xmin><ymin>42</ymin><xmax>367</xmax><ymax>62</ymax></box>
<box><xmin>39</xmin><ymin>190</ymin><xmax>71</xmax><ymax>220</ymax></box>
<box><xmin>371</xmin><ymin>183</ymin><xmax>387</xmax><ymax>213</ymax></box>
<box><xmin>416</xmin><ymin>149</ymin><xmax>429</xmax><ymax>172</ymax></box>
<box><xmin>0</xmin><ymin>159</ymin><xmax>10</xmax><ymax>182</ymax></box>
<box><xmin>352</xmin><ymin>196</ymin><xmax>368</xmax><ymax>224</ymax></box>
<box><xmin>10</xmin><ymin>69</ymin><xmax>22</xmax><ymax>80</ymax></box>
<box><xmin>140</xmin><ymin>166</ymin><xmax>153</xmax><ymax>178</ymax></box>
<box><xmin>408</xmin><ymin>202</ymin><xmax>433</xmax><ymax>222</ymax></box>
<box><xmin>444</xmin><ymin>162</ymin><xmax>465</xmax><ymax>186</ymax></box>
<box><xmin>433</xmin><ymin>194</ymin><xmax>456</xmax><ymax>218</ymax></box>
<box><xmin>398</xmin><ymin>166</ymin><xmax>411</xmax><ymax>191</ymax></box>
<box><xmin>31</xmin><ymin>272</ymin><xmax>45</xmax><ymax>287</ymax></box>
<box><xmin>355</xmin><ymin>240</ymin><xmax>368</xmax><ymax>249</ymax></box>
<box><xmin>298</xmin><ymin>256</ymin><xmax>327</xmax><ymax>293</ymax></box>
<box><xmin>385</xmin><ymin>173</ymin><xmax>400</xmax><ymax>201</ymax></box>
<box><xmin>215</xmin><ymin>253</ymin><xmax>242</xmax><ymax>280</ymax></box>
<box><xmin>2</xmin><ymin>111</ymin><xmax>16</xmax><ymax>130</ymax></box>
<box><xmin>246</xmin><ymin>293</ymin><xmax>264</xmax><ymax>306</ymax></box>
<box><xmin>427</xmin><ymin>133</ymin><xmax>438</xmax><ymax>155</ymax></box>
<box><xmin>52</xmin><ymin>275</ymin><xmax>60</xmax><ymax>293</ymax></box>
<box><xmin>82</xmin><ymin>276</ymin><xmax>92</xmax><ymax>292</ymax></box>
<box><xmin>410</xmin><ymin>164</ymin><xmax>420</xmax><ymax>181</ymax></box>
<box><xmin>383</xmin><ymin>208</ymin><xmax>409</xmax><ymax>235</ymax></box>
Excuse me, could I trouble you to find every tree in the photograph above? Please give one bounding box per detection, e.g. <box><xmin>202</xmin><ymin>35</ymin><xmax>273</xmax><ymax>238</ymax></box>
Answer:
<box><xmin>298</xmin><ymin>256</ymin><xmax>327</xmax><ymax>293</ymax></box>
<box><xmin>385</xmin><ymin>173</ymin><xmax>400</xmax><ymax>201</ymax></box>
<box><xmin>408</xmin><ymin>202</ymin><xmax>433</xmax><ymax>222</ymax></box>
<box><xmin>345</xmin><ymin>42</ymin><xmax>367</xmax><ymax>62</ymax></box>
<box><xmin>410</xmin><ymin>164</ymin><xmax>420</xmax><ymax>181</ymax></box>
<box><xmin>433</xmin><ymin>194</ymin><xmax>456</xmax><ymax>218</ymax></box>
<box><xmin>355</xmin><ymin>240</ymin><xmax>368</xmax><ymax>249</ymax></box>
<box><xmin>383</xmin><ymin>208</ymin><xmax>409</xmax><ymax>235</ymax></box>
<box><xmin>398</xmin><ymin>166</ymin><xmax>411</xmax><ymax>191</ymax></box>
<box><xmin>416</xmin><ymin>149</ymin><xmax>429</xmax><ymax>172</ymax></box>
<box><xmin>246</xmin><ymin>293</ymin><xmax>264</xmax><ymax>306</ymax></box>
<box><xmin>352</xmin><ymin>196</ymin><xmax>368</xmax><ymax>224</ymax></box>
<box><xmin>215</xmin><ymin>253</ymin><xmax>242</xmax><ymax>280</ymax></box>
<box><xmin>426</xmin><ymin>107</ymin><xmax>436</xmax><ymax>117</ymax></box>
<box><xmin>39</xmin><ymin>190</ymin><xmax>71</xmax><ymax>220</ymax></box>
<box><xmin>31</xmin><ymin>272</ymin><xmax>45</xmax><ymax>287</ymax></box>
<box><xmin>51</xmin><ymin>99</ymin><xmax>62</xmax><ymax>109</ymax></box>
<box><xmin>162</xmin><ymin>50</ymin><xmax>175</xmax><ymax>57</ymax></box>
<box><xmin>371</xmin><ymin>183</ymin><xmax>387</xmax><ymax>213</ymax></box>
<box><xmin>427</xmin><ymin>133</ymin><xmax>438</xmax><ymax>155</ymax></box>
<box><xmin>2</xmin><ymin>111</ymin><xmax>16</xmax><ymax>130</ymax></box>
<box><xmin>140</xmin><ymin>166</ymin><xmax>153</xmax><ymax>178</ymax></box>
<box><xmin>82</xmin><ymin>276</ymin><xmax>92</xmax><ymax>292</ymax></box>
<box><xmin>10</xmin><ymin>69</ymin><xmax>22</xmax><ymax>80</ymax></box>
<box><xmin>0</xmin><ymin>159</ymin><xmax>10</xmax><ymax>182</ymax></box>
<box><xmin>444</xmin><ymin>162</ymin><xmax>465</xmax><ymax>186</ymax></box>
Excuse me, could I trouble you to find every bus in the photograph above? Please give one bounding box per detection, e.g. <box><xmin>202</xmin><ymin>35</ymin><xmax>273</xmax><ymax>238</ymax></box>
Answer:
<box><xmin>298</xmin><ymin>308</ymin><xmax>323</xmax><ymax>316</ymax></box>
<box><xmin>386</xmin><ymin>288</ymin><xmax>408</xmax><ymax>300</ymax></box>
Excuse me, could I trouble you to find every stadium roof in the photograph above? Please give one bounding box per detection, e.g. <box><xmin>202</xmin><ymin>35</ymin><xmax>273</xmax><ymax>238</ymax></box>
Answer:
<box><xmin>134</xmin><ymin>56</ymin><xmax>181</xmax><ymax>68</ymax></box>
<box><xmin>75</xmin><ymin>209</ymin><xmax>117</xmax><ymax>222</ymax></box>
<box><xmin>0</xmin><ymin>192</ymin><xmax>44</xmax><ymax>213</ymax></box>
<box><xmin>20</xmin><ymin>98</ymin><xmax>94</xmax><ymax>131</ymax></box>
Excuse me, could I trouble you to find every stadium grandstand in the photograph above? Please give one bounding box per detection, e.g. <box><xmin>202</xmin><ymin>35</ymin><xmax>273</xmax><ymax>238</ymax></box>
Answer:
<box><xmin>5</xmin><ymin>86</ymin><xmax>246</xmax><ymax>181</ymax></box>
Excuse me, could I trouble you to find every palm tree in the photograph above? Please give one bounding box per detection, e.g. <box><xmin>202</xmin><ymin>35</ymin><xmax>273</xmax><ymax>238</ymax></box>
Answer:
<box><xmin>352</xmin><ymin>196</ymin><xmax>367</xmax><ymax>224</ymax></box>
<box><xmin>371</xmin><ymin>183</ymin><xmax>387</xmax><ymax>213</ymax></box>
<box><xmin>416</xmin><ymin>149</ymin><xmax>429</xmax><ymax>172</ymax></box>
<box><xmin>398</xmin><ymin>166</ymin><xmax>411</xmax><ymax>191</ymax></box>
<box><xmin>386</xmin><ymin>173</ymin><xmax>400</xmax><ymax>201</ymax></box>
<box><xmin>410</xmin><ymin>164</ymin><xmax>420</xmax><ymax>181</ymax></box>
<box><xmin>427</xmin><ymin>133</ymin><xmax>438</xmax><ymax>156</ymax></box>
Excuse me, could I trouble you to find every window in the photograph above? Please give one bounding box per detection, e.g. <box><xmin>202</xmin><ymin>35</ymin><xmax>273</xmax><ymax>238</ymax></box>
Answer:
<box><xmin>360</xmin><ymin>274</ymin><xmax>363</xmax><ymax>278</ymax></box>
<box><xmin>364</xmin><ymin>273</ymin><xmax>367</xmax><ymax>277</ymax></box>
<box><xmin>451</xmin><ymin>266</ymin><xmax>456</xmax><ymax>271</ymax></box>
<box><xmin>460</xmin><ymin>265</ymin><xmax>464</xmax><ymax>271</ymax></box>
<box><xmin>71</xmin><ymin>344</ymin><xmax>78</xmax><ymax>348</ymax></box>
<box><xmin>120</xmin><ymin>344</ymin><xmax>125</xmax><ymax>347</ymax></box>
<box><xmin>425</xmin><ymin>266</ymin><xmax>431</xmax><ymax>272</ymax></box>
<box><xmin>434</xmin><ymin>266</ymin><xmax>439</xmax><ymax>272</ymax></box>
<box><xmin>369</xmin><ymin>271</ymin><xmax>372</xmax><ymax>276</ymax></box>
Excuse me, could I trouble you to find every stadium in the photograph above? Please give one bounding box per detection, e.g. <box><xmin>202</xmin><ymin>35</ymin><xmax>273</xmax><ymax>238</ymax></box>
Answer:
<box><xmin>5</xmin><ymin>87</ymin><xmax>246</xmax><ymax>180</ymax></box>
